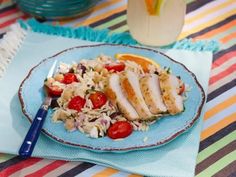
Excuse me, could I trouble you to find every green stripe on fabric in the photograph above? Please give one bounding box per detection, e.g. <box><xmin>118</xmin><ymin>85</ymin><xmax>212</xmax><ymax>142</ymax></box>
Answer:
<box><xmin>207</xmin><ymin>26</ymin><xmax>236</xmax><ymax>41</ymax></box>
<box><xmin>0</xmin><ymin>1</ymin><xmax>14</xmax><ymax>10</ymax></box>
<box><xmin>221</xmin><ymin>39</ymin><xmax>236</xmax><ymax>50</ymax></box>
<box><xmin>0</xmin><ymin>154</ymin><xmax>16</xmax><ymax>163</ymax></box>
<box><xmin>185</xmin><ymin>0</ymin><xmax>196</xmax><ymax>4</ymax></box>
<box><xmin>196</xmin><ymin>150</ymin><xmax>236</xmax><ymax>177</ymax></box>
<box><xmin>197</xmin><ymin>131</ymin><xmax>236</xmax><ymax>164</ymax></box>
<box><xmin>111</xmin><ymin>25</ymin><xmax>129</xmax><ymax>33</ymax></box>
<box><xmin>95</xmin><ymin>15</ymin><xmax>127</xmax><ymax>30</ymax></box>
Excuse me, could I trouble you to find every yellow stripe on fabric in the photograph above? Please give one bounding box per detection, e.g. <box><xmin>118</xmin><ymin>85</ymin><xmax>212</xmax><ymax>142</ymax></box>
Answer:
<box><xmin>92</xmin><ymin>167</ymin><xmax>119</xmax><ymax>177</ymax></box>
<box><xmin>179</xmin><ymin>9</ymin><xmax>236</xmax><ymax>39</ymax></box>
<box><xmin>204</xmin><ymin>95</ymin><xmax>236</xmax><ymax>120</ymax></box>
<box><xmin>59</xmin><ymin>0</ymin><xmax>122</xmax><ymax>25</ymax></box>
<box><xmin>201</xmin><ymin>112</ymin><xmax>236</xmax><ymax>141</ymax></box>
<box><xmin>75</xmin><ymin>5</ymin><xmax>127</xmax><ymax>26</ymax></box>
<box><xmin>196</xmin><ymin>150</ymin><xmax>236</xmax><ymax>177</ymax></box>
<box><xmin>185</xmin><ymin>0</ymin><xmax>234</xmax><ymax>24</ymax></box>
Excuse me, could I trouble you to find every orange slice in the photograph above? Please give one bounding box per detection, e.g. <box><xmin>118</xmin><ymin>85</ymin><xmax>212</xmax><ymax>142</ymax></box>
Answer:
<box><xmin>145</xmin><ymin>0</ymin><xmax>163</xmax><ymax>15</ymax></box>
<box><xmin>115</xmin><ymin>53</ymin><xmax>160</xmax><ymax>72</ymax></box>
<box><xmin>145</xmin><ymin>0</ymin><xmax>156</xmax><ymax>15</ymax></box>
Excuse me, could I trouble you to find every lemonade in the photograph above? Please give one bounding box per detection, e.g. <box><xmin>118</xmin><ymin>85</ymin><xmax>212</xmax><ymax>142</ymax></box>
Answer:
<box><xmin>127</xmin><ymin>0</ymin><xmax>186</xmax><ymax>46</ymax></box>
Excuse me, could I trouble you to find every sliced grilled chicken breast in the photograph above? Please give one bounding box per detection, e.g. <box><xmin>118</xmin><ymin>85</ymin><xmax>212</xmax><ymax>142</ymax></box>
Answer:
<box><xmin>120</xmin><ymin>70</ymin><xmax>153</xmax><ymax>120</ymax></box>
<box><xmin>140</xmin><ymin>74</ymin><xmax>167</xmax><ymax>114</ymax></box>
<box><xmin>159</xmin><ymin>72</ymin><xmax>184</xmax><ymax>115</ymax></box>
<box><xmin>105</xmin><ymin>73</ymin><xmax>139</xmax><ymax>120</ymax></box>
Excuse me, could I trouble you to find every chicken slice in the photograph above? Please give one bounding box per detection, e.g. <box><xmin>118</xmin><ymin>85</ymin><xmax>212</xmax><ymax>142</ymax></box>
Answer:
<box><xmin>105</xmin><ymin>73</ymin><xmax>139</xmax><ymax>120</ymax></box>
<box><xmin>140</xmin><ymin>74</ymin><xmax>167</xmax><ymax>114</ymax></box>
<box><xmin>120</xmin><ymin>70</ymin><xmax>153</xmax><ymax>120</ymax></box>
<box><xmin>159</xmin><ymin>72</ymin><xmax>184</xmax><ymax>115</ymax></box>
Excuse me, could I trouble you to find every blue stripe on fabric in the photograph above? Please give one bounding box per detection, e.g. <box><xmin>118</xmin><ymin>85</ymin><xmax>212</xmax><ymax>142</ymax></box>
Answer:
<box><xmin>110</xmin><ymin>171</ymin><xmax>132</xmax><ymax>177</ymax></box>
<box><xmin>205</xmin><ymin>87</ymin><xmax>236</xmax><ymax>110</ymax></box>
<box><xmin>203</xmin><ymin>104</ymin><xmax>236</xmax><ymax>130</ymax></box>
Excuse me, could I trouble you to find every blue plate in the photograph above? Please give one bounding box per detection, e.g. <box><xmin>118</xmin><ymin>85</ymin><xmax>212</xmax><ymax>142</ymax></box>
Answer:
<box><xmin>19</xmin><ymin>44</ymin><xmax>205</xmax><ymax>152</ymax></box>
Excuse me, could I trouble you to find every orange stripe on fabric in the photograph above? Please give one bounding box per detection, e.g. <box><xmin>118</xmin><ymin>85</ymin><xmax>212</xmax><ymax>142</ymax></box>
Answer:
<box><xmin>75</xmin><ymin>5</ymin><xmax>127</xmax><ymax>26</ymax></box>
<box><xmin>185</xmin><ymin>0</ymin><xmax>234</xmax><ymax>24</ymax></box>
<box><xmin>0</xmin><ymin>8</ymin><xmax>19</xmax><ymax>18</ymax></box>
<box><xmin>0</xmin><ymin>14</ymin><xmax>28</xmax><ymax>28</ymax></box>
<box><xmin>204</xmin><ymin>95</ymin><xmax>236</xmax><ymax>120</ymax></box>
<box><xmin>194</xmin><ymin>19</ymin><xmax>236</xmax><ymax>40</ymax></box>
<box><xmin>201</xmin><ymin>112</ymin><xmax>236</xmax><ymax>141</ymax></box>
<box><xmin>86</xmin><ymin>0</ymin><xmax>121</xmax><ymax>14</ymax></box>
<box><xmin>221</xmin><ymin>31</ymin><xmax>236</xmax><ymax>43</ymax></box>
<box><xmin>60</xmin><ymin>0</ymin><xmax>121</xmax><ymax>24</ymax></box>
<box><xmin>209</xmin><ymin>63</ymin><xmax>236</xmax><ymax>85</ymax></box>
<box><xmin>0</xmin><ymin>158</ymin><xmax>42</xmax><ymax>176</ymax></box>
<box><xmin>212</xmin><ymin>51</ymin><xmax>236</xmax><ymax>69</ymax></box>
<box><xmin>179</xmin><ymin>9</ymin><xmax>236</xmax><ymax>40</ymax></box>
<box><xmin>92</xmin><ymin>167</ymin><xmax>119</xmax><ymax>177</ymax></box>
<box><xmin>25</xmin><ymin>160</ymin><xmax>67</xmax><ymax>177</ymax></box>
<box><xmin>128</xmin><ymin>174</ymin><xmax>143</xmax><ymax>177</ymax></box>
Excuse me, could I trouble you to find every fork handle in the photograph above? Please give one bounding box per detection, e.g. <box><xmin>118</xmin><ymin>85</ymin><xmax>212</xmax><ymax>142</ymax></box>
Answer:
<box><xmin>19</xmin><ymin>104</ymin><xmax>49</xmax><ymax>158</ymax></box>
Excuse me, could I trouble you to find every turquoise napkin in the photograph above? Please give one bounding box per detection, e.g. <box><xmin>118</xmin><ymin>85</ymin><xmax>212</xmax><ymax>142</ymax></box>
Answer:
<box><xmin>0</xmin><ymin>26</ymin><xmax>213</xmax><ymax>177</ymax></box>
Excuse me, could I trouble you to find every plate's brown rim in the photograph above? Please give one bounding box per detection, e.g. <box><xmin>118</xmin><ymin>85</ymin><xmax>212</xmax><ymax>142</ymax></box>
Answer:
<box><xmin>18</xmin><ymin>43</ymin><xmax>205</xmax><ymax>152</ymax></box>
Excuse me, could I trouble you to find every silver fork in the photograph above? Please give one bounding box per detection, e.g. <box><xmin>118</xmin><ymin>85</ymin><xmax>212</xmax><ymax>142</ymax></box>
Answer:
<box><xmin>19</xmin><ymin>60</ymin><xmax>58</xmax><ymax>158</ymax></box>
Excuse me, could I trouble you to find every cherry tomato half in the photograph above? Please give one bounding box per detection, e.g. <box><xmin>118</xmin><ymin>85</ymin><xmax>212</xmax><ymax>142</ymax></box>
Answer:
<box><xmin>107</xmin><ymin>121</ymin><xmax>133</xmax><ymax>139</ymax></box>
<box><xmin>105</xmin><ymin>62</ymin><xmax>125</xmax><ymax>72</ymax></box>
<box><xmin>178</xmin><ymin>83</ymin><xmax>185</xmax><ymax>95</ymax></box>
<box><xmin>89</xmin><ymin>91</ymin><xmax>107</xmax><ymax>109</ymax></box>
<box><xmin>63</xmin><ymin>73</ymin><xmax>78</xmax><ymax>84</ymax></box>
<box><xmin>68</xmin><ymin>96</ymin><xmax>86</xmax><ymax>112</ymax></box>
<box><xmin>47</xmin><ymin>85</ymin><xmax>63</xmax><ymax>97</ymax></box>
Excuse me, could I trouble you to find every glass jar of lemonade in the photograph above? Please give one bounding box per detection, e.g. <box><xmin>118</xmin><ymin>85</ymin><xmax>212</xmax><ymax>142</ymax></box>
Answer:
<box><xmin>127</xmin><ymin>0</ymin><xmax>186</xmax><ymax>46</ymax></box>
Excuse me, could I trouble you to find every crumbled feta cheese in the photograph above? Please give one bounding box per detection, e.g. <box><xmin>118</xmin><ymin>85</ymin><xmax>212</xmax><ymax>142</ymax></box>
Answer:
<box><xmin>89</xmin><ymin>127</ymin><xmax>98</xmax><ymax>138</ymax></box>
<box><xmin>143</xmin><ymin>137</ymin><xmax>148</xmax><ymax>143</ymax></box>
<box><xmin>58</xmin><ymin>62</ymin><xmax>71</xmax><ymax>74</ymax></box>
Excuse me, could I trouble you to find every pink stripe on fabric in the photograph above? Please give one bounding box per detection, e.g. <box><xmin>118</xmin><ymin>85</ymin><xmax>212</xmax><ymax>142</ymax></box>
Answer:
<box><xmin>25</xmin><ymin>160</ymin><xmax>68</xmax><ymax>177</ymax></box>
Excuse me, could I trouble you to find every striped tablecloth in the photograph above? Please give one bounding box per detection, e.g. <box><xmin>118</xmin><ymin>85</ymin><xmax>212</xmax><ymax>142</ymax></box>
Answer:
<box><xmin>0</xmin><ymin>0</ymin><xmax>235</xmax><ymax>176</ymax></box>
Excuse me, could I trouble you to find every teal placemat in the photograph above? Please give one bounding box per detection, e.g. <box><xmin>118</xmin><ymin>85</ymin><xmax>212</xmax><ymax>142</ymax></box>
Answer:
<box><xmin>0</xmin><ymin>23</ymin><xmax>213</xmax><ymax>177</ymax></box>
